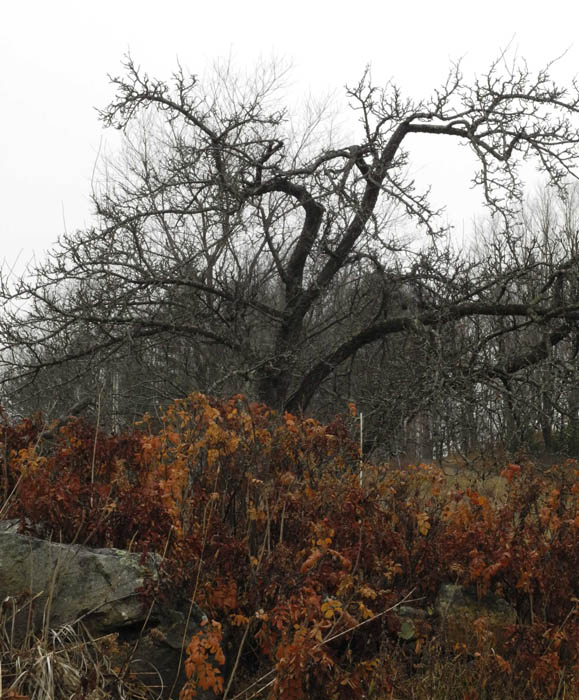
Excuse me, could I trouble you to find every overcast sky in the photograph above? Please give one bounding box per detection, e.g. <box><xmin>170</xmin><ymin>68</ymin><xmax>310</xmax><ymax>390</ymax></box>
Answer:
<box><xmin>2</xmin><ymin>0</ymin><xmax>578</xmax><ymax>275</ymax></box>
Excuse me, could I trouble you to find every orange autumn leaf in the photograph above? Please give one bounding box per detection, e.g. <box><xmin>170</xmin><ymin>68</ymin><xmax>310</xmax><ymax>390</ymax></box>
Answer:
<box><xmin>417</xmin><ymin>512</ymin><xmax>431</xmax><ymax>536</ymax></box>
<box><xmin>300</xmin><ymin>548</ymin><xmax>323</xmax><ymax>574</ymax></box>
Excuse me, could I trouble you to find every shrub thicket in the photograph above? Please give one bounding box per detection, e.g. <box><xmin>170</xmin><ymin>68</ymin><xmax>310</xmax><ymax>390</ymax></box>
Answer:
<box><xmin>1</xmin><ymin>394</ymin><xmax>578</xmax><ymax>699</ymax></box>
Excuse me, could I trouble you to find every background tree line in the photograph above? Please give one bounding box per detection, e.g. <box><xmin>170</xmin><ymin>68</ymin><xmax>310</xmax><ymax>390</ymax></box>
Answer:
<box><xmin>2</xmin><ymin>53</ymin><xmax>579</xmax><ymax>461</ymax></box>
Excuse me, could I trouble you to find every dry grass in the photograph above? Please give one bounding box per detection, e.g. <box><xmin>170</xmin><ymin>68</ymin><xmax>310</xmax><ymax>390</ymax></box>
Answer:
<box><xmin>0</xmin><ymin>594</ymin><xmax>156</xmax><ymax>700</ymax></box>
<box><xmin>362</xmin><ymin>637</ymin><xmax>579</xmax><ymax>700</ymax></box>
<box><xmin>397</xmin><ymin>656</ymin><xmax>579</xmax><ymax>699</ymax></box>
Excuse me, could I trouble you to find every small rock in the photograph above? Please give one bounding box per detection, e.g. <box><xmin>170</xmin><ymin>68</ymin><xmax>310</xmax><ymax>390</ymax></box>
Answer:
<box><xmin>435</xmin><ymin>583</ymin><xmax>516</xmax><ymax>654</ymax></box>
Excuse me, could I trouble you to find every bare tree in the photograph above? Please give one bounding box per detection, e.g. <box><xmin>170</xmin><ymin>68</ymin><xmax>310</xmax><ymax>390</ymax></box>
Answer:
<box><xmin>2</xmin><ymin>52</ymin><xmax>579</xmax><ymax>423</ymax></box>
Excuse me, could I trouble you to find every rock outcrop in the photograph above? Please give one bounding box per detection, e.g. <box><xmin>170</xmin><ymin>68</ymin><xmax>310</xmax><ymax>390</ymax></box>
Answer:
<box><xmin>0</xmin><ymin>521</ymin><xmax>221</xmax><ymax>699</ymax></box>
<box><xmin>0</xmin><ymin>520</ymin><xmax>160</xmax><ymax>635</ymax></box>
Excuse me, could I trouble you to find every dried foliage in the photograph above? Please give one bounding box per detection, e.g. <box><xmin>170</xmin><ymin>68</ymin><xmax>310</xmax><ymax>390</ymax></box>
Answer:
<box><xmin>1</xmin><ymin>394</ymin><xmax>578</xmax><ymax>698</ymax></box>
<box><xmin>0</xmin><ymin>594</ymin><xmax>151</xmax><ymax>700</ymax></box>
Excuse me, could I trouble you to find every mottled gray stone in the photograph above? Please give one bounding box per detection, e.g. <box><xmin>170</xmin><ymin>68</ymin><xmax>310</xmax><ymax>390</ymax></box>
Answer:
<box><xmin>0</xmin><ymin>526</ymin><xmax>160</xmax><ymax>633</ymax></box>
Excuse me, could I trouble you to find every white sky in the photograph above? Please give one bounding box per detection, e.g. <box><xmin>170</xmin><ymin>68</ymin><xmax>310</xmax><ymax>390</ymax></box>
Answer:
<box><xmin>1</xmin><ymin>0</ymin><xmax>578</xmax><ymax>275</ymax></box>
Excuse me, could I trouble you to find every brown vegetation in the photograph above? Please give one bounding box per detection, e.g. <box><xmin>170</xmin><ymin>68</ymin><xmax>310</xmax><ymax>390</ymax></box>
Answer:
<box><xmin>1</xmin><ymin>394</ymin><xmax>577</xmax><ymax>699</ymax></box>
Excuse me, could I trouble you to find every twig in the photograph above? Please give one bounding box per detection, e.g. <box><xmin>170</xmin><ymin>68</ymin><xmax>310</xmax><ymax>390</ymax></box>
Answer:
<box><xmin>232</xmin><ymin>588</ymin><xmax>421</xmax><ymax>699</ymax></box>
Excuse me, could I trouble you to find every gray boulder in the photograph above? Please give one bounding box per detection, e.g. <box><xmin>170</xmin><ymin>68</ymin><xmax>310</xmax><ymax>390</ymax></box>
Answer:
<box><xmin>0</xmin><ymin>522</ymin><xmax>225</xmax><ymax>699</ymax></box>
<box><xmin>0</xmin><ymin>521</ymin><xmax>160</xmax><ymax>634</ymax></box>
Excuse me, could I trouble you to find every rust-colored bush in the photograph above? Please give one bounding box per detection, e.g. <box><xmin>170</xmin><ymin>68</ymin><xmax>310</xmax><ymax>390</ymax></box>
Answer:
<box><xmin>1</xmin><ymin>393</ymin><xmax>577</xmax><ymax>699</ymax></box>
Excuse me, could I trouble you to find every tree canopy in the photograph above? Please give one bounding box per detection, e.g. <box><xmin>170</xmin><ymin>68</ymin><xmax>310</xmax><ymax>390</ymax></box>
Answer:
<box><xmin>2</xmin><ymin>53</ymin><xmax>579</xmax><ymax>456</ymax></box>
